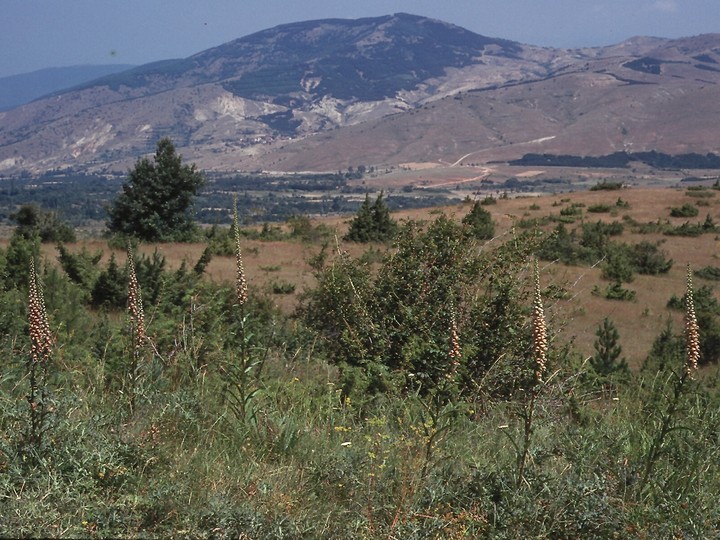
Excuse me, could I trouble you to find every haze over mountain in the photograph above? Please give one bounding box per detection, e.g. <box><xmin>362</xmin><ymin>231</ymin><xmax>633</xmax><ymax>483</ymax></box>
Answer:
<box><xmin>0</xmin><ymin>64</ymin><xmax>135</xmax><ymax>112</ymax></box>
<box><xmin>1</xmin><ymin>13</ymin><xmax>720</xmax><ymax>175</ymax></box>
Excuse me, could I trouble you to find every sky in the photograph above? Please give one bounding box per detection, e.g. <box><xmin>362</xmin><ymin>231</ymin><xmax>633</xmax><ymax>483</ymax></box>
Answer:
<box><xmin>2</xmin><ymin>0</ymin><xmax>719</xmax><ymax>78</ymax></box>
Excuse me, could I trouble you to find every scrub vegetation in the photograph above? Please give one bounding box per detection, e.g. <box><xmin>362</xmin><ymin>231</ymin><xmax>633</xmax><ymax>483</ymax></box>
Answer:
<box><xmin>1</xmin><ymin>168</ymin><xmax>720</xmax><ymax>537</ymax></box>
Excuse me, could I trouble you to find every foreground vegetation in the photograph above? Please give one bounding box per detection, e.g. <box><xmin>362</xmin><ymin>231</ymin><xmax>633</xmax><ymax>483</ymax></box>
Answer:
<box><xmin>2</xmin><ymin>185</ymin><xmax>720</xmax><ymax>538</ymax></box>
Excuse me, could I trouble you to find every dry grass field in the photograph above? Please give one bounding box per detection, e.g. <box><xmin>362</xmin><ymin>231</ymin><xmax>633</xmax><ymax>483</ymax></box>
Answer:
<box><xmin>4</xmin><ymin>184</ymin><xmax>720</xmax><ymax>538</ymax></box>
<box><xmin>9</xmin><ymin>184</ymin><xmax>719</xmax><ymax>370</ymax></box>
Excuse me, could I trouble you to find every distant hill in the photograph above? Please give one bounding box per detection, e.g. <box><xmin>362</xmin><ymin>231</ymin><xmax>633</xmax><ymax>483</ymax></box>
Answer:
<box><xmin>0</xmin><ymin>64</ymin><xmax>135</xmax><ymax>111</ymax></box>
<box><xmin>1</xmin><ymin>13</ymin><xmax>720</xmax><ymax>175</ymax></box>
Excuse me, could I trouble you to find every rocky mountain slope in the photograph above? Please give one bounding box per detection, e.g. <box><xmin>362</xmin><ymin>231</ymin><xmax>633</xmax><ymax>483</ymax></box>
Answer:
<box><xmin>1</xmin><ymin>13</ymin><xmax>720</xmax><ymax>175</ymax></box>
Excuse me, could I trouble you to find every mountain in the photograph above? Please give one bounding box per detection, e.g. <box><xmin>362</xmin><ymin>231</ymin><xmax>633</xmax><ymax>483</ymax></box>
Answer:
<box><xmin>0</xmin><ymin>64</ymin><xmax>135</xmax><ymax>111</ymax></box>
<box><xmin>1</xmin><ymin>14</ymin><xmax>720</xmax><ymax>175</ymax></box>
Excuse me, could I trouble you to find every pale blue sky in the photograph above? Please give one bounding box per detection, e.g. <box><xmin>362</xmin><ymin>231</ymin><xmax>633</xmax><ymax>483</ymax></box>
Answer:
<box><xmin>1</xmin><ymin>0</ymin><xmax>718</xmax><ymax>78</ymax></box>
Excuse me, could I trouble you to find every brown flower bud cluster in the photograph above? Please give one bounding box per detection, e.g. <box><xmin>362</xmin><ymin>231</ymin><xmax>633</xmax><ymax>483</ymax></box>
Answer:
<box><xmin>127</xmin><ymin>246</ymin><xmax>146</xmax><ymax>345</ymax></box>
<box><xmin>448</xmin><ymin>306</ymin><xmax>461</xmax><ymax>374</ymax></box>
<box><xmin>28</xmin><ymin>258</ymin><xmax>53</xmax><ymax>364</ymax></box>
<box><xmin>233</xmin><ymin>202</ymin><xmax>248</xmax><ymax>307</ymax></box>
<box><xmin>531</xmin><ymin>260</ymin><xmax>548</xmax><ymax>383</ymax></box>
<box><xmin>684</xmin><ymin>266</ymin><xmax>700</xmax><ymax>377</ymax></box>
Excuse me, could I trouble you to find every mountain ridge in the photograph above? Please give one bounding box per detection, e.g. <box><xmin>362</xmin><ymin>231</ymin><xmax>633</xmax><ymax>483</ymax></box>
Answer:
<box><xmin>1</xmin><ymin>14</ymin><xmax>720</xmax><ymax>175</ymax></box>
<box><xmin>0</xmin><ymin>64</ymin><xmax>136</xmax><ymax>112</ymax></box>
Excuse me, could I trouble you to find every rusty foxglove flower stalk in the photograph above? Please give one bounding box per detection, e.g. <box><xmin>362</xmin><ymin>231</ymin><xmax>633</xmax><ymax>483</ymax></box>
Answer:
<box><xmin>448</xmin><ymin>305</ymin><xmax>461</xmax><ymax>376</ymax></box>
<box><xmin>684</xmin><ymin>265</ymin><xmax>700</xmax><ymax>377</ymax></box>
<box><xmin>28</xmin><ymin>258</ymin><xmax>53</xmax><ymax>365</ymax></box>
<box><xmin>27</xmin><ymin>257</ymin><xmax>54</xmax><ymax>447</ymax></box>
<box><xmin>531</xmin><ymin>259</ymin><xmax>548</xmax><ymax>383</ymax></box>
<box><xmin>233</xmin><ymin>198</ymin><xmax>248</xmax><ymax>308</ymax></box>
<box><xmin>127</xmin><ymin>245</ymin><xmax>146</xmax><ymax>346</ymax></box>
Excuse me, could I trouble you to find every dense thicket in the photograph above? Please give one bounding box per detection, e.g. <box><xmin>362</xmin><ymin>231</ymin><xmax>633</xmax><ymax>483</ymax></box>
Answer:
<box><xmin>511</xmin><ymin>150</ymin><xmax>720</xmax><ymax>169</ymax></box>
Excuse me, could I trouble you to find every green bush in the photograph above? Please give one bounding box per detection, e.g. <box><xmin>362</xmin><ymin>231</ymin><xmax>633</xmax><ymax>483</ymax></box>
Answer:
<box><xmin>2</xmin><ymin>211</ymin><xmax>720</xmax><ymax>537</ymax></box>
<box><xmin>590</xmin><ymin>181</ymin><xmax>623</xmax><ymax>191</ymax></box>
<box><xmin>301</xmin><ymin>214</ymin><xmax>541</xmax><ymax>398</ymax></box>
<box><xmin>461</xmin><ymin>201</ymin><xmax>495</xmax><ymax>239</ymax></box>
<box><xmin>587</xmin><ymin>203</ymin><xmax>611</xmax><ymax>213</ymax></box>
<box><xmin>269</xmin><ymin>280</ymin><xmax>296</xmax><ymax>294</ymax></box>
<box><xmin>667</xmin><ymin>284</ymin><xmax>720</xmax><ymax>364</ymax></box>
<box><xmin>11</xmin><ymin>204</ymin><xmax>76</xmax><ymax>243</ymax></box>
<box><xmin>631</xmin><ymin>241</ymin><xmax>673</xmax><ymax>275</ymax></box>
<box><xmin>669</xmin><ymin>202</ymin><xmax>699</xmax><ymax>218</ymax></box>
<box><xmin>590</xmin><ymin>317</ymin><xmax>629</xmax><ymax>380</ymax></box>
<box><xmin>344</xmin><ymin>192</ymin><xmax>397</xmax><ymax>243</ymax></box>
<box><xmin>592</xmin><ymin>281</ymin><xmax>636</xmax><ymax>301</ymax></box>
<box><xmin>695</xmin><ymin>265</ymin><xmax>720</xmax><ymax>281</ymax></box>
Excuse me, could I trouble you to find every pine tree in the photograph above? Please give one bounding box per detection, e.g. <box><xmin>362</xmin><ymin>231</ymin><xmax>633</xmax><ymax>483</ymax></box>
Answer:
<box><xmin>107</xmin><ymin>138</ymin><xmax>205</xmax><ymax>242</ymax></box>
<box><xmin>590</xmin><ymin>317</ymin><xmax>629</xmax><ymax>378</ymax></box>
<box><xmin>344</xmin><ymin>192</ymin><xmax>396</xmax><ymax>242</ymax></box>
<box><xmin>462</xmin><ymin>201</ymin><xmax>495</xmax><ymax>239</ymax></box>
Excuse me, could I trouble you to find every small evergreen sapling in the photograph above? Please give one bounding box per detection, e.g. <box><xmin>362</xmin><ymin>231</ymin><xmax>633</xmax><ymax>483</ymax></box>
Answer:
<box><xmin>590</xmin><ymin>317</ymin><xmax>629</xmax><ymax>379</ymax></box>
<box><xmin>461</xmin><ymin>201</ymin><xmax>495</xmax><ymax>240</ymax></box>
<box><xmin>344</xmin><ymin>192</ymin><xmax>397</xmax><ymax>242</ymax></box>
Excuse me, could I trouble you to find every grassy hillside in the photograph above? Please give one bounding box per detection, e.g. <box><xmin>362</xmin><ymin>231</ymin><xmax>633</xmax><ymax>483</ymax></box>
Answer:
<box><xmin>26</xmin><ymin>184</ymin><xmax>718</xmax><ymax>366</ymax></box>
<box><xmin>1</xmin><ymin>185</ymin><xmax>719</xmax><ymax>537</ymax></box>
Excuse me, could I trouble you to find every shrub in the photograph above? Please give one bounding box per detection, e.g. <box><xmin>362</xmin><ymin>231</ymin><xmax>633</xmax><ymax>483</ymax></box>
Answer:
<box><xmin>560</xmin><ymin>203</ymin><xmax>583</xmax><ymax>216</ymax></box>
<box><xmin>270</xmin><ymin>280</ymin><xmax>296</xmax><ymax>294</ymax></box>
<box><xmin>590</xmin><ymin>318</ymin><xmax>629</xmax><ymax>380</ymax></box>
<box><xmin>91</xmin><ymin>254</ymin><xmax>127</xmax><ymax>309</ymax></box>
<box><xmin>587</xmin><ymin>203</ymin><xmax>611</xmax><ymax>213</ymax></box>
<box><xmin>669</xmin><ymin>203</ymin><xmax>699</xmax><ymax>218</ymax></box>
<box><xmin>590</xmin><ymin>181</ymin><xmax>623</xmax><ymax>191</ymax></box>
<box><xmin>592</xmin><ymin>281</ymin><xmax>636</xmax><ymax>301</ymax></box>
<box><xmin>56</xmin><ymin>244</ymin><xmax>103</xmax><ymax>292</ymax></box>
<box><xmin>11</xmin><ymin>204</ymin><xmax>76</xmax><ymax>243</ymax></box>
<box><xmin>695</xmin><ymin>265</ymin><xmax>720</xmax><ymax>281</ymax></box>
<box><xmin>685</xmin><ymin>188</ymin><xmax>714</xmax><ymax>198</ymax></box>
<box><xmin>631</xmin><ymin>241</ymin><xmax>673</xmax><ymax>275</ymax></box>
<box><xmin>602</xmin><ymin>244</ymin><xmax>635</xmax><ymax>282</ymax></box>
<box><xmin>344</xmin><ymin>192</ymin><xmax>397</xmax><ymax>243</ymax></box>
<box><xmin>461</xmin><ymin>201</ymin><xmax>495</xmax><ymax>240</ymax></box>
<box><xmin>301</xmin><ymin>215</ymin><xmax>542</xmax><ymax>398</ymax></box>
<box><xmin>664</xmin><ymin>222</ymin><xmax>704</xmax><ymax>237</ymax></box>
<box><xmin>667</xmin><ymin>284</ymin><xmax>720</xmax><ymax>364</ymax></box>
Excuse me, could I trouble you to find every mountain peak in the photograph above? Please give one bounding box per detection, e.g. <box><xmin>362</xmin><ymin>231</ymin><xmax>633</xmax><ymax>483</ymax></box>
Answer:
<box><xmin>2</xmin><ymin>16</ymin><xmax>720</xmax><ymax>175</ymax></box>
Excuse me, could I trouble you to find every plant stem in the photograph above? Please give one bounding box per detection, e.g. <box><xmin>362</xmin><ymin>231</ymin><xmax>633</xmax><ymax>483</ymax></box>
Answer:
<box><xmin>517</xmin><ymin>390</ymin><xmax>537</xmax><ymax>487</ymax></box>
<box><xmin>638</xmin><ymin>370</ymin><xmax>687</xmax><ymax>495</ymax></box>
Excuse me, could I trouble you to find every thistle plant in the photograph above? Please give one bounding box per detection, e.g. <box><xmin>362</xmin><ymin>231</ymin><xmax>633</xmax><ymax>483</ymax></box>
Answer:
<box><xmin>26</xmin><ymin>258</ymin><xmax>54</xmax><ymax>449</ymax></box>
<box><xmin>639</xmin><ymin>264</ymin><xmax>700</xmax><ymax>495</ymax></box>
